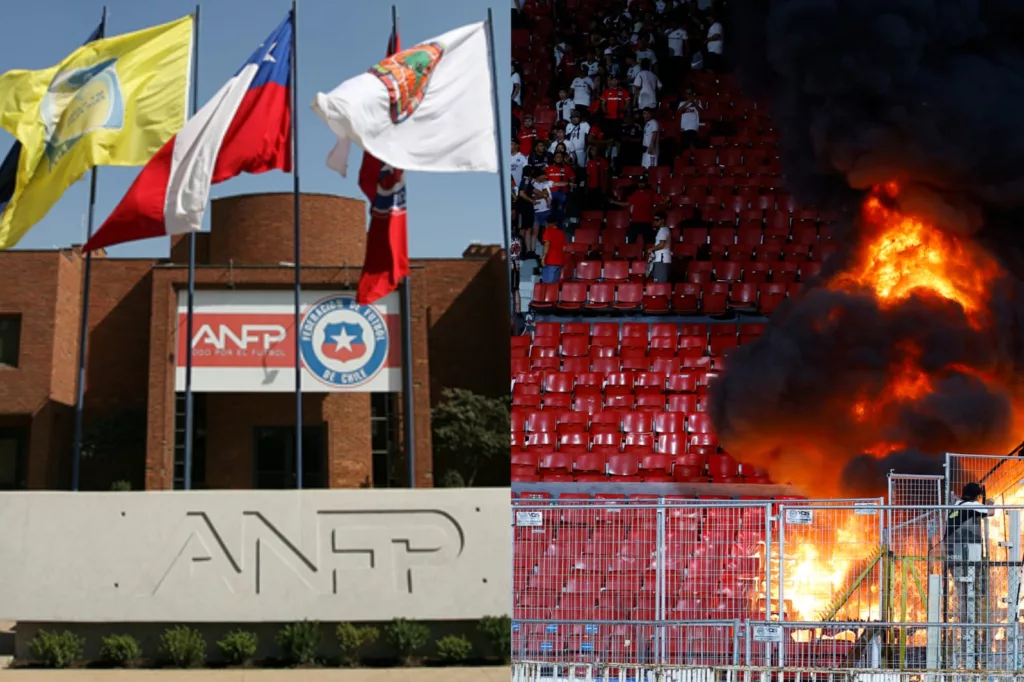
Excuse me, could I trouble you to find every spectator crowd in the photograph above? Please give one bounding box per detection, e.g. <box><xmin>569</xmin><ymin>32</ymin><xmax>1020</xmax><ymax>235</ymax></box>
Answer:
<box><xmin>510</xmin><ymin>0</ymin><xmax>734</xmax><ymax>318</ymax></box>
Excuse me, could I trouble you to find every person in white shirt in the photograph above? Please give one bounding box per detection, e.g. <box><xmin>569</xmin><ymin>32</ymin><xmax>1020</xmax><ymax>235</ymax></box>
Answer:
<box><xmin>581</xmin><ymin>49</ymin><xmax>601</xmax><ymax>77</ymax></box>
<box><xmin>705</xmin><ymin>13</ymin><xmax>724</xmax><ymax>71</ymax></box>
<box><xmin>565</xmin><ymin>110</ymin><xmax>591</xmax><ymax>166</ymax></box>
<box><xmin>635</xmin><ymin>40</ymin><xmax>658</xmax><ymax>70</ymax></box>
<box><xmin>625</xmin><ymin>54</ymin><xmax>641</xmax><ymax>84</ymax></box>
<box><xmin>555</xmin><ymin>88</ymin><xmax>576</xmax><ymax>123</ymax></box>
<box><xmin>510</xmin><ymin>139</ymin><xmax>528</xmax><ymax>188</ymax></box>
<box><xmin>570</xmin><ymin>66</ymin><xmax>595</xmax><ymax>109</ymax></box>
<box><xmin>511</xmin><ymin>63</ymin><xmax>522</xmax><ymax>108</ymax></box>
<box><xmin>633</xmin><ymin>59</ymin><xmax>662</xmax><ymax>111</ymax></box>
<box><xmin>641</xmin><ymin>107</ymin><xmax>660</xmax><ymax>168</ymax></box>
<box><xmin>647</xmin><ymin>212</ymin><xmax>672</xmax><ymax>283</ymax></box>
<box><xmin>678</xmin><ymin>89</ymin><xmax>702</xmax><ymax>151</ymax></box>
<box><xmin>666</xmin><ymin>23</ymin><xmax>688</xmax><ymax>58</ymax></box>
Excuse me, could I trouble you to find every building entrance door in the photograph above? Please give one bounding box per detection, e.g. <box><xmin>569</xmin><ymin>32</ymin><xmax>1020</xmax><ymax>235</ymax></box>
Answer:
<box><xmin>253</xmin><ymin>425</ymin><xmax>325</xmax><ymax>489</ymax></box>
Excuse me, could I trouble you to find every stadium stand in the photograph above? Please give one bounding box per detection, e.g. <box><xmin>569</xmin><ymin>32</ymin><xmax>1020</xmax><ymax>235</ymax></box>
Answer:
<box><xmin>510</xmin><ymin>0</ymin><xmax>837</xmax><ymax>485</ymax></box>
<box><xmin>510</xmin><ymin>0</ymin><xmax>822</xmax><ymax>663</ymax></box>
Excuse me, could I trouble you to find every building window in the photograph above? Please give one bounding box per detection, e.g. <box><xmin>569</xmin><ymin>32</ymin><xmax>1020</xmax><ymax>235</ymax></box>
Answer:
<box><xmin>371</xmin><ymin>393</ymin><xmax>399</xmax><ymax>488</ymax></box>
<box><xmin>253</xmin><ymin>425</ymin><xmax>326</xmax><ymax>489</ymax></box>
<box><xmin>173</xmin><ymin>393</ymin><xmax>207</xmax><ymax>489</ymax></box>
<box><xmin>0</xmin><ymin>427</ymin><xmax>27</xmax><ymax>490</ymax></box>
<box><xmin>0</xmin><ymin>315</ymin><xmax>21</xmax><ymax>368</ymax></box>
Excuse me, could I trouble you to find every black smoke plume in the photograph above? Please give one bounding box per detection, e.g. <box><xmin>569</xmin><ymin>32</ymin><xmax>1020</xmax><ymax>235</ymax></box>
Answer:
<box><xmin>709</xmin><ymin>0</ymin><xmax>1024</xmax><ymax>495</ymax></box>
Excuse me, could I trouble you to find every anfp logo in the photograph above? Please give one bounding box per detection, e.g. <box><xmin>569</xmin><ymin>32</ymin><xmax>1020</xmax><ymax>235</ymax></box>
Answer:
<box><xmin>41</xmin><ymin>58</ymin><xmax>125</xmax><ymax>169</ymax></box>
<box><xmin>368</xmin><ymin>41</ymin><xmax>445</xmax><ymax>124</ymax></box>
<box><xmin>299</xmin><ymin>296</ymin><xmax>388</xmax><ymax>388</ymax></box>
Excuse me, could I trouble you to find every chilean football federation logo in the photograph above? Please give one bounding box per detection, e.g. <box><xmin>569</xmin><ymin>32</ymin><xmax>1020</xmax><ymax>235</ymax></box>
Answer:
<box><xmin>298</xmin><ymin>296</ymin><xmax>389</xmax><ymax>388</ymax></box>
<box><xmin>368</xmin><ymin>41</ymin><xmax>445</xmax><ymax>124</ymax></box>
<box><xmin>41</xmin><ymin>58</ymin><xmax>125</xmax><ymax>169</ymax></box>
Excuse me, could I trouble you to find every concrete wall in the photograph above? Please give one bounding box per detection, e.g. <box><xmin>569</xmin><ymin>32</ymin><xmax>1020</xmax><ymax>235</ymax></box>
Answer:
<box><xmin>0</xmin><ymin>488</ymin><xmax>511</xmax><ymax>623</ymax></box>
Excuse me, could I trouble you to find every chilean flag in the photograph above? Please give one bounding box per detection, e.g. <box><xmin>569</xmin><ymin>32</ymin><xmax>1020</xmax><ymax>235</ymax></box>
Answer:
<box><xmin>83</xmin><ymin>16</ymin><xmax>292</xmax><ymax>252</ymax></box>
<box><xmin>355</xmin><ymin>28</ymin><xmax>409</xmax><ymax>305</ymax></box>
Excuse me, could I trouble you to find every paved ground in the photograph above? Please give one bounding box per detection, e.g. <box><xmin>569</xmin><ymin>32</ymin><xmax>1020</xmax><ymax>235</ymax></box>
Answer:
<box><xmin>0</xmin><ymin>668</ymin><xmax>508</xmax><ymax>680</ymax></box>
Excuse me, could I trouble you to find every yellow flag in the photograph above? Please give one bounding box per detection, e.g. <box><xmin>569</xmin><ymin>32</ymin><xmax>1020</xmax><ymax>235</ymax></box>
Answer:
<box><xmin>0</xmin><ymin>15</ymin><xmax>193</xmax><ymax>249</ymax></box>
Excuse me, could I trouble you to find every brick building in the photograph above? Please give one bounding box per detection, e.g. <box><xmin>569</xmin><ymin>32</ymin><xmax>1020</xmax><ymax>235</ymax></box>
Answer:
<box><xmin>0</xmin><ymin>192</ymin><xmax>509</xmax><ymax>491</ymax></box>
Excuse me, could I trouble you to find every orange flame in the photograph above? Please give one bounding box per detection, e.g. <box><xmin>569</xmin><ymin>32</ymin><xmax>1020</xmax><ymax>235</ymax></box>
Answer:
<box><xmin>829</xmin><ymin>187</ymin><xmax>999</xmax><ymax>326</ymax></box>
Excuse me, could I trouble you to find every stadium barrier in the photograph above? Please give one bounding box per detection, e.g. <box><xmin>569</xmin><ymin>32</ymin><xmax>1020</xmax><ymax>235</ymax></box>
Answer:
<box><xmin>512</xmin><ymin>498</ymin><xmax>1024</xmax><ymax>674</ymax></box>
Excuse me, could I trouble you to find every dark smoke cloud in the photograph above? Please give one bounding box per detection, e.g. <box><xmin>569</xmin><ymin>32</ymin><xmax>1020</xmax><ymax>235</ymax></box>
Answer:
<box><xmin>727</xmin><ymin>0</ymin><xmax>1024</xmax><ymax>241</ymax></box>
<box><xmin>709</xmin><ymin>0</ymin><xmax>1024</xmax><ymax>495</ymax></box>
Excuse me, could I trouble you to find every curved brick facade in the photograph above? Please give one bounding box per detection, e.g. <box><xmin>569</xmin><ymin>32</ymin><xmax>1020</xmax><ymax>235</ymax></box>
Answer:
<box><xmin>208</xmin><ymin>193</ymin><xmax>367</xmax><ymax>267</ymax></box>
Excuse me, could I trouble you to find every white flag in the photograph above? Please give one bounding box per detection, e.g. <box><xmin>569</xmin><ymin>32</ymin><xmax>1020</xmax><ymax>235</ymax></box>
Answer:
<box><xmin>312</xmin><ymin>22</ymin><xmax>498</xmax><ymax>175</ymax></box>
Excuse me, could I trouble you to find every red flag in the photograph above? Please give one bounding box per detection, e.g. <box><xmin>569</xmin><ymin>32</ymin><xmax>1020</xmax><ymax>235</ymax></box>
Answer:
<box><xmin>356</xmin><ymin>29</ymin><xmax>408</xmax><ymax>305</ymax></box>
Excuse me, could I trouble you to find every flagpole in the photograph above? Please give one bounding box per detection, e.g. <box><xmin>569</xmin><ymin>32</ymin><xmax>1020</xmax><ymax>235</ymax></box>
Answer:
<box><xmin>391</xmin><ymin>5</ymin><xmax>416</xmax><ymax>490</ymax></box>
<box><xmin>291</xmin><ymin>0</ymin><xmax>304</xmax><ymax>489</ymax></box>
<box><xmin>183</xmin><ymin>4</ymin><xmax>201</xmax><ymax>490</ymax></box>
<box><xmin>70</xmin><ymin>5</ymin><xmax>108</xmax><ymax>492</ymax></box>
<box><xmin>484</xmin><ymin>8</ymin><xmax>515</xmax><ymax>320</ymax></box>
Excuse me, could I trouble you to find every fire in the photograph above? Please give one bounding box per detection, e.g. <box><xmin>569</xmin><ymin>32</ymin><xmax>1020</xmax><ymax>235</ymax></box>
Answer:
<box><xmin>830</xmin><ymin>186</ymin><xmax>999</xmax><ymax>325</ymax></box>
<box><xmin>829</xmin><ymin>184</ymin><xmax>1008</xmax><ymax>459</ymax></box>
<box><xmin>781</xmin><ymin>514</ymin><xmax>881</xmax><ymax>621</ymax></box>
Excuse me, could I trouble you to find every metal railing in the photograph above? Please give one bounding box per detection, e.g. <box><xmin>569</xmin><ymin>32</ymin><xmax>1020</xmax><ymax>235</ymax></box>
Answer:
<box><xmin>512</xmin><ymin>498</ymin><xmax>1024</xmax><ymax>674</ymax></box>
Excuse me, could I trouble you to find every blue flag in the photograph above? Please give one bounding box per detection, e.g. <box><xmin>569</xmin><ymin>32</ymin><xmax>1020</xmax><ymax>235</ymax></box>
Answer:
<box><xmin>0</xmin><ymin>22</ymin><xmax>104</xmax><ymax>218</ymax></box>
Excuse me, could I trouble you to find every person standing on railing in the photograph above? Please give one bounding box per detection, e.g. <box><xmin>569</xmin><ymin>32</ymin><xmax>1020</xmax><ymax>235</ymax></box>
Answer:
<box><xmin>944</xmin><ymin>482</ymin><xmax>994</xmax><ymax>630</ymax></box>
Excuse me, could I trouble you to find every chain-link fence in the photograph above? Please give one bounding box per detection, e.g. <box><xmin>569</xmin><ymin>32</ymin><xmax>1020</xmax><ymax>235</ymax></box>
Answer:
<box><xmin>512</xmin><ymin>498</ymin><xmax>1024</xmax><ymax>674</ymax></box>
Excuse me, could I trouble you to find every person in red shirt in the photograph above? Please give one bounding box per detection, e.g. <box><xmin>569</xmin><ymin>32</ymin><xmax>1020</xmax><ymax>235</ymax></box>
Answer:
<box><xmin>585</xmin><ymin>146</ymin><xmax>610</xmax><ymax>209</ymax></box>
<box><xmin>541</xmin><ymin>223</ymin><xmax>567</xmax><ymax>283</ymax></box>
<box><xmin>545</xmin><ymin>151</ymin><xmax>573</xmax><ymax>227</ymax></box>
<box><xmin>517</xmin><ymin>113</ymin><xmax>539</xmax><ymax>156</ymax></box>
<box><xmin>600</xmin><ymin>74</ymin><xmax>631</xmax><ymax>139</ymax></box>
<box><xmin>610</xmin><ymin>176</ymin><xmax>664</xmax><ymax>245</ymax></box>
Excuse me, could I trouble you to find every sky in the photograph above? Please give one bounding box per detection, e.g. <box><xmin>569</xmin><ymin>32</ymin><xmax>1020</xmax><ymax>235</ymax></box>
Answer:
<box><xmin>0</xmin><ymin>0</ymin><xmax>511</xmax><ymax>259</ymax></box>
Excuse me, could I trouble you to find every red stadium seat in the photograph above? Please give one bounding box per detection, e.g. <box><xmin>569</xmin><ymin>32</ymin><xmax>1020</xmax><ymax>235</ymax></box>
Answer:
<box><xmin>585</xmin><ymin>282</ymin><xmax>615</xmax><ymax>310</ymax></box>
<box><xmin>702</xmin><ymin>283</ymin><xmax>728</xmax><ymax>315</ymax></box>
<box><xmin>530</xmin><ymin>283</ymin><xmax>558</xmax><ymax>310</ymax></box>
<box><xmin>759</xmin><ymin>282</ymin><xmax>788</xmax><ymax>315</ymax></box>
<box><xmin>575</xmin><ymin>260</ymin><xmax>603</xmax><ymax>282</ymax></box>
<box><xmin>558</xmin><ymin>282</ymin><xmax>587</xmax><ymax>311</ymax></box>
<box><xmin>614</xmin><ymin>283</ymin><xmax>643</xmax><ymax>312</ymax></box>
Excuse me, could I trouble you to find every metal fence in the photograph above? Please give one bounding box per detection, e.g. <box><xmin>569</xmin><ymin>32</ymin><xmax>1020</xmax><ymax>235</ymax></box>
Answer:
<box><xmin>512</xmin><ymin>498</ymin><xmax>1024</xmax><ymax>674</ymax></box>
<box><xmin>946</xmin><ymin>453</ymin><xmax>1024</xmax><ymax>505</ymax></box>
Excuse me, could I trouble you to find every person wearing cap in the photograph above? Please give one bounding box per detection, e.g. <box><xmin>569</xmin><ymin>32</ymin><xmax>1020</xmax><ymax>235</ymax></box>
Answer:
<box><xmin>647</xmin><ymin>212</ymin><xmax>672</xmax><ymax>282</ymax></box>
<box><xmin>945</xmin><ymin>482</ymin><xmax>994</xmax><ymax>626</ymax></box>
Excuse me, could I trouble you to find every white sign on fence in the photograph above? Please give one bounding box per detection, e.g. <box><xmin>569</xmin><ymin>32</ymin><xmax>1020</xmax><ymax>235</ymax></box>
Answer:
<box><xmin>752</xmin><ymin>624</ymin><xmax>783</xmax><ymax>642</ymax></box>
<box><xmin>516</xmin><ymin>511</ymin><xmax>543</xmax><ymax>527</ymax></box>
<box><xmin>785</xmin><ymin>508</ymin><xmax>813</xmax><ymax>525</ymax></box>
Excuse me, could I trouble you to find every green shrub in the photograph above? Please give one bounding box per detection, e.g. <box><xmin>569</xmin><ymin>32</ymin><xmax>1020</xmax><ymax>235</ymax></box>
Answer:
<box><xmin>110</xmin><ymin>480</ymin><xmax>132</xmax><ymax>491</ymax></box>
<box><xmin>437</xmin><ymin>469</ymin><xmax>466</xmax><ymax>487</ymax></box>
<box><xmin>435</xmin><ymin>634</ymin><xmax>472</xmax><ymax>663</ymax></box>
<box><xmin>99</xmin><ymin>634</ymin><xmax>142</xmax><ymax>667</ymax></box>
<box><xmin>159</xmin><ymin>625</ymin><xmax>206</xmax><ymax>668</ymax></box>
<box><xmin>384</xmin><ymin>618</ymin><xmax>430</xmax><ymax>665</ymax></box>
<box><xmin>336</xmin><ymin>622</ymin><xmax>379</xmax><ymax>667</ymax></box>
<box><xmin>28</xmin><ymin>630</ymin><xmax>84</xmax><ymax>669</ymax></box>
<box><xmin>478</xmin><ymin>614</ymin><xmax>511</xmax><ymax>662</ymax></box>
<box><xmin>217</xmin><ymin>629</ymin><xmax>258</xmax><ymax>666</ymax></box>
<box><xmin>276</xmin><ymin>621</ymin><xmax>321</xmax><ymax>666</ymax></box>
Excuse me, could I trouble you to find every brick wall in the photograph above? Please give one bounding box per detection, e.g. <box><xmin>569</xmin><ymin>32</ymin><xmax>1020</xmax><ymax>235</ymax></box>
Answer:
<box><xmin>1</xmin><ymin>195</ymin><xmax>507</xmax><ymax>491</ymax></box>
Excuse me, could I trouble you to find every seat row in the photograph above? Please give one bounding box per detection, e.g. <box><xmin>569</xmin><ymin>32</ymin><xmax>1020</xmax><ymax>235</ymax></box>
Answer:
<box><xmin>562</xmin><ymin>258</ymin><xmax>821</xmax><ymax>285</ymax></box>
<box><xmin>529</xmin><ymin>281</ymin><xmax>794</xmax><ymax>315</ymax></box>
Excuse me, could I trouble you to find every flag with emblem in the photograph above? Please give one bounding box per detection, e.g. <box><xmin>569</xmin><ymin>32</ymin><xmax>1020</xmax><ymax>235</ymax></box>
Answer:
<box><xmin>311</xmin><ymin>22</ymin><xmax>497</xmax><ymax>174</ymax></box>
<box><xmin>348</xmin><ymin>25</ymin><xmax>409</xmax><ymax>304</ymax></box>
<box><xmin>84</xmin><ymin>16</ymin><xmax>293</xmax><ymax>252</ymax></box>
<box><xmin>0</xmin><ymin>16</ymin><xmax>193</xmax><ymax>250</ymax></box>
<box><xmin>0</xmin><ymin>21</ymin><xmax>105</xmax><ymax>230</ymax></box>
